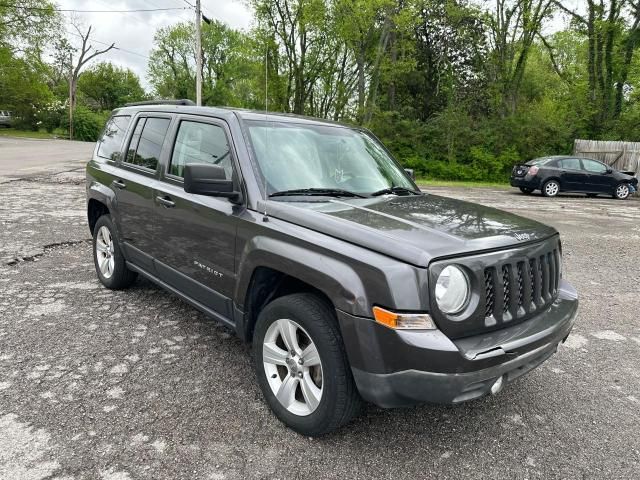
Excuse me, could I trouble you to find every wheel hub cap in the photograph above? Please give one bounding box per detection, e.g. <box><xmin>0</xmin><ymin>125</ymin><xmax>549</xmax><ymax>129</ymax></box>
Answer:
<box><xmin>96</xmin><ymin>226</ymin><xmax>115</xmax><ymax>279</ymax></box>
<box><xmin>262</xmin><ymin>318</ymin><xmax>323</xmax><ymax>416</ymax></box>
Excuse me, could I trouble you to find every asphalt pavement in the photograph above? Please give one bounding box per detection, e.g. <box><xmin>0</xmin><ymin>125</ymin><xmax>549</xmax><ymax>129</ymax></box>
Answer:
<box><xmin>0</xmin><ymin>137</ymin><xmax>639</xmax><ymax>479</ymax></box>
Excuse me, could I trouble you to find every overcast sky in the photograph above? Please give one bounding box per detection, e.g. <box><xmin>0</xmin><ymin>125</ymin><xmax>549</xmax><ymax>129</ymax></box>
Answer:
<box><xmin>57</xmin><ymin>0</ymin><xmax>253</xmax><ymax>90</ymax></box>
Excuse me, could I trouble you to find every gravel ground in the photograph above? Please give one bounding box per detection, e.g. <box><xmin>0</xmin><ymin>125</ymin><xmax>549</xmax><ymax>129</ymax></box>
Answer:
<box><xmin>1</xmin><ymin>139</ymin><xmax>639</xmax><ymax>479</ymax></box>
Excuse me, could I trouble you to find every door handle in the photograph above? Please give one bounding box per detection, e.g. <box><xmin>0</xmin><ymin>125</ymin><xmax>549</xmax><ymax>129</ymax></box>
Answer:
<box><xmin>113</xmin><ymin>180</ymin><xmax>126</xmax><ymax>189</ymax></box>
<box><xmin>156</xmin><ymin>195</ymin><xmax>176</xmax><ymax>208</ymax></box>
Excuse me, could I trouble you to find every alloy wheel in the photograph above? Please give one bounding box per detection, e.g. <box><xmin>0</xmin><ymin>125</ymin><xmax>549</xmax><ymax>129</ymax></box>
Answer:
<box><xmin>616</xmin><ymin>184</ymin><xmax>629</xmax><ymax>199</ymax></box>
<box><xmin>95</xmin><ymin>226</ymin><xmax>115</xmax><ymax>279</ymax></box>
<box><xmin>545</xmin><ymin>181</ymin><xmax>559</xmax><ymax>196</ymax></box>
<box><xmin>262</xmin><ymin>318</ymin><xmax>323</xmax><ymax>416</ymax></box>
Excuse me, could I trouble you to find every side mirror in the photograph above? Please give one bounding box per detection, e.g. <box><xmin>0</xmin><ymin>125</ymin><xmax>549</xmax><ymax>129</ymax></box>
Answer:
<box><xmin>404</xmin><ymin>168</ymin><xmax>416</xmax><ymax>180</ymax></box>
<box><xmin>606</xmin><ymin>168</ymin><xmax>613</xmax><ymax>174</ymax></box>
<box><xmin>184</xmin><ymin>164</ymin><xmax>241</xmax><ymax>202</ymax></box>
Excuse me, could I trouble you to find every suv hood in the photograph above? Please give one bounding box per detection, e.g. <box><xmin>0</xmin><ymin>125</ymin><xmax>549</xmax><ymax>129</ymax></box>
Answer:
<box><xmin>261</xmin><ymin>193</ymin><xmax>557</xmax><ymax>267</ymax></box>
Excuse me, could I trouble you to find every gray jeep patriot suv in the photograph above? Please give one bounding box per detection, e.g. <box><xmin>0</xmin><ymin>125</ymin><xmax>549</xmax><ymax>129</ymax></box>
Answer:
<box><xmin>86</xmin><ymin>100</ymin><xmax>578</xmax><ymax>436</ymax></box>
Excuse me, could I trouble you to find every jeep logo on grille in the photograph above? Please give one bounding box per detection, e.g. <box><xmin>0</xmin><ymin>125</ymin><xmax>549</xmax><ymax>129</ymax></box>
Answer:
<box><xmin>514</xmin><ymin>232</ymin><xmax>532</xmax><ymax>241</ymax></box>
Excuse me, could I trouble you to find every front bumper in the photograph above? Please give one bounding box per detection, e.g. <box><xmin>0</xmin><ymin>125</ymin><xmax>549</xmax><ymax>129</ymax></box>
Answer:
<box><xmin>337</xmin><ymin>280</ymin><xmax>578</xmax><ymax>408</ymax></box>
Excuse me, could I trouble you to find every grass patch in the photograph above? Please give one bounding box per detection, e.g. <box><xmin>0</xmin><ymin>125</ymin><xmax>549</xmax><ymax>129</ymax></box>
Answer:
<box><xmin>417</xmin><ymin>178</ymin><xmax>510</xmax><ymax>189</ymax></box>
<box><xmin>0</xmin><ymin>128</ymin><xmax>66</xmax><ymax>139</ymax></box>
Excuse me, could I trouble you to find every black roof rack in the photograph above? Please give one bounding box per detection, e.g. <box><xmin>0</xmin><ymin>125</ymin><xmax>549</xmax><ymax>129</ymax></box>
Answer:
<box><xmin>124</xmin><ymin>99</ymin><xmax>195</xmax><ymax>107</ymax></box>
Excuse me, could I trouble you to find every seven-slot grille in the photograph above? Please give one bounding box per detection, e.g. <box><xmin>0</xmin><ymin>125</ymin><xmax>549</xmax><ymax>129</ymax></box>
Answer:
<box><xmin>484</xmin><ymin>247</ymin><xmax>561</xmax><ymax>323</ymax></box>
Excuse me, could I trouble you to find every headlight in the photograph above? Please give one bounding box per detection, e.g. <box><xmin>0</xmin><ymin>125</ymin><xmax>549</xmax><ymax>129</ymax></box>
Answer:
<box><xmin>435</xmin><ymin>265</ymin><xmax>470</xmax><ymax>314</ymax></box>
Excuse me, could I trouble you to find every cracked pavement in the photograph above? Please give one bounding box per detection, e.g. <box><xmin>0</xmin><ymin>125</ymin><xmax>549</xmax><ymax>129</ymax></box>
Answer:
<box><xmin>1</xmin><ymin>138</ymin><xmax>639</xmax><ymax>479</ymax></box>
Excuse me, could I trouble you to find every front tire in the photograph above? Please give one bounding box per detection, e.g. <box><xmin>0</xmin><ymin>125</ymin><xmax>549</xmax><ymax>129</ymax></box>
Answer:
<box><xmin>519</xmin><ymin>187</ymin><xmax>534</xmax><ymax>194</ymax></box>
<box><xmin>613</xmin><ymin>183</ymin><xmax>630</xmax><ymax>200</ymax></box>
<box><xmin>542</xmin><ymin>179</ymin><xmax>560</xmax><ymax>197</ymax></box>
<box><xmin>252</xmin><ymin>293</ymin><xmax>361</xmax><ymax>436</ymax></box>
<box><xmin>92</xmin><ymin>215</ymin><xmax>137</xmax><ymax>289</ymax></box>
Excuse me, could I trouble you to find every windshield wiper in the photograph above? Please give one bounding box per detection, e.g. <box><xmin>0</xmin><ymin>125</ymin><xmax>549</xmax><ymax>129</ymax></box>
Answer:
<box><xmin>269</xmin><ymin>188</ymin><xmax>367</xmax><ymax>198</ymax></box>
<box><xmin>370</xmin><ymin>186</ymin><xmax>421</xmax><ymax>197</ymax></box>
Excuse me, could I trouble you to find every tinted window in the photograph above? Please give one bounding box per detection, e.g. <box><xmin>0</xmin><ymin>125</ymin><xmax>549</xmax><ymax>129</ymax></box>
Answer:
<box><xmin>125</xmin><ymin>117</ymin><xmax>170</xmax><ymax>171</ymax></box>
<box><xmin>97</xmin><ymin>115</ymin><xmax>131</xmax><ymax>161</ymax></box>
<box><xmin>582</xmin><ymin>159</ymin><xmax>607</xmax><ymax>173</ymax></box>
<box><xmin>170</xmin><ymin>121</ymin><xmax>232</xmax><ymax>179</ymax></box>
<box><xmin>527</xmin><ymin>157</ymin><xmax>554</xmax><ymax>166</ymax></box>
<box><xmin>560</xmin><ymin>158</ymin><xmax>581</xmax><ymax>170</ymax></box>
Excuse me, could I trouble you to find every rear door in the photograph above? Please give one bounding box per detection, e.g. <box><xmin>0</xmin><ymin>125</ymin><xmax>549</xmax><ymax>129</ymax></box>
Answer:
<box><xmin>113</xmin><ymin>114</ymin><xmax>172</xmax><ymax>272</ymax></box>
<box><xmin>581</xmin><ymin>158</ymin><xmax>614</xmax><ymax>193</ymax></box>
<box><xmin>150</xmin><ymin>115</ymin><xmax>242</xmax><ymax>319</ymax></box>
<box><xmin>558</xmin><ymin>157</ymin><xmax>587</xmax><ymax>191</ymax></box>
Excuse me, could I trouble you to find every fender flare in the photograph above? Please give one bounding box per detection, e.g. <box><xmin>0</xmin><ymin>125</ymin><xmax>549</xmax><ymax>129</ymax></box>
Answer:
<box><xmin>86</xmin><ymin>181</ymin><xmax>122</xmax><ymax>241</ymax></box>
<box><xmin>234</xmin><ymin>236</ymin><xmax>368</xmax><ymax>317</ymax></box>
<box><xmin>87</xmin><ymin>180</ymin><xmax>117</xmax><ymax>212</ymax></box>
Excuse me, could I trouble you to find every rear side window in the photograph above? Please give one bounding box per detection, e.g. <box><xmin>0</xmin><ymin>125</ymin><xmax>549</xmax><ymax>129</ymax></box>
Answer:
<box><xmin>560</xmin><ymin>158</ymin><xmax>581</xmax><ymax>170</ymax></box>
<box><xmin>169</xmin><ymin>121</ymin><xmax>232</xmax><ymax>179</ymax></box>
<box><xmin>97</xmin><ymin>115</ymin><xmax>131</xmax><ymax>161</ymax></box>
<box><xmin>125</xmin><ymin>117</ymin><xmax>171</xmax><ymax>171</ymax></box>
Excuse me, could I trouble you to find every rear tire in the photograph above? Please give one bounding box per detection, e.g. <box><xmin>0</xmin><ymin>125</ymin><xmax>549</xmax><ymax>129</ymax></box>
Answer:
<box><xmin>92</xmin><ymin>215</ymin><xmax>137</xmax><ymax>289</ymax></box>
<box><xmin>252</xmin><ymin>293</ymin><xmax>362</xmax><ymax>436</ymax></box>
<box><xmin>613</xmin><ymin>183</ymin><xmax>630</xmax><ymax>200</ymax></box>
<box><xmin>542</xmin><ymin>179</ymin><xmax>560</xmax><ymax>197</ymax></box>
<box><xmin>519</xmin><ymin>187</ymin><xmax>534</xmax><ymax>194</ymax></box>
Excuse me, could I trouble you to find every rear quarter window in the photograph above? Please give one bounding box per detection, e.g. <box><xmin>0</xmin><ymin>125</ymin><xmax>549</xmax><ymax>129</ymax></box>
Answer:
<box><xmin>97</xmin><ymin>116</ymin><xmax>131</xmax><ymax>161</ymax></box>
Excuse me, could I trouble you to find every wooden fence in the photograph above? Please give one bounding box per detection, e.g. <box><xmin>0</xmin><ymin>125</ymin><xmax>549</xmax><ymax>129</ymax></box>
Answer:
<box><xmin>573</xmin><ymin>139</ymin><xmax>640</xmax><ymax>176</ymax></box>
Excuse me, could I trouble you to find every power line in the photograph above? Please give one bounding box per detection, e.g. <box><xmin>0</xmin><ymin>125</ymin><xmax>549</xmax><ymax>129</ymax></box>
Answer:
<box><xmin>0</xmin><ymin>3</ymin><xmax>188</xmax><ymax>13</ymax></box>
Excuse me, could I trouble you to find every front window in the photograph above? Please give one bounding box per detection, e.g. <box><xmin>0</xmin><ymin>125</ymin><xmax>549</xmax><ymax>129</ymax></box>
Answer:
<box><xmin>170</xmin><ymin>121</ymin><xmax>232</xmax><ymax>179</ymax></box>
<box><xmin>245</xmin><ymin>120</ymin><xmax>415</xmax><ymax>196</ymax></box>
<box><xmin>581</xmin><ymin>159</ymin><xmax>607</xmax><ymax>173</ymax></box>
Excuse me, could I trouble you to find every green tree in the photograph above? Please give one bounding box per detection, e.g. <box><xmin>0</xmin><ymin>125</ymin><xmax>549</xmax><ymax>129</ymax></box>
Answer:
<box><xmin>148</xmin><ymin>20</ymin><xmax>256</xmax><ymax>107</ymax></box>
<box><xmin>78</xmin><ymin>62</ymin><xmax>147</xmax><ymax>111</ymax></box>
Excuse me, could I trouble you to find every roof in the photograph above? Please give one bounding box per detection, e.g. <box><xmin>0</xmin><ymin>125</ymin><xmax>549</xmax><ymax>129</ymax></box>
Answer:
<box><xmin>112</xmin><ymin>104</ymin><xmax>356</xmax><ymax>129</ymax></box>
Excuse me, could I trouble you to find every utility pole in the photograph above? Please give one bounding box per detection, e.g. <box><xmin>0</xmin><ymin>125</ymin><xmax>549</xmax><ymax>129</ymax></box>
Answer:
<box><xmin>195</xmin><ymin>0</ymin><xmax>202</xmax><ymax>106</ymax></box>
<box><xmin>69</xmin><ymin>52</ymin><xmax>73</xmax><ymax>141</ymax></box>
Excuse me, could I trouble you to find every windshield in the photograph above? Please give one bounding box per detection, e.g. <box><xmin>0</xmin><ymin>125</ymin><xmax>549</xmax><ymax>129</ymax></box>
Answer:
<box><xmin>245</xmin><ymin>120</ymin><xmax>416</xmax><ymax>196</ymax></box>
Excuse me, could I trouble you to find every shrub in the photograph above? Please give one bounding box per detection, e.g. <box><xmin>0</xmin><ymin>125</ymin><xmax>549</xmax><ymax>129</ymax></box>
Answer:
<box><xmin>61</xmin><ymin>107</ymin><xmax>109</xmax><ymax>142</ymax></box>
<box><xmin>35</xmin><ymin>99</ymin><xmax>67</xmax><ymax>133</ymax></box>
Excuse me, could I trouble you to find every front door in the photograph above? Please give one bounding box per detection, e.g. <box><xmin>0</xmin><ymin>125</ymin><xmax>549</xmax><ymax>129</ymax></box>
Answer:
<box><xmin>150</xmin><ymin>116</ymin><xmax>241</xmax><ymax>319</ymax></box>
<box><xmin>113</xmin><ymin>115</ymin><xmax>172</xmax><ymax>271</ymax></box>
<box><xmin>581</xmin><ymin>158</ymin><xmax>615</xmax><ymax>193</ymax></box>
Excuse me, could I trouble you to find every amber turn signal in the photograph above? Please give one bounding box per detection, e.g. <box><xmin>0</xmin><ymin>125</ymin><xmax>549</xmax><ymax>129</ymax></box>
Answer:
<box><xmin>372</xmin><ymin>306</ymin><xmax>436</xmax><ymax>330</ymax></box>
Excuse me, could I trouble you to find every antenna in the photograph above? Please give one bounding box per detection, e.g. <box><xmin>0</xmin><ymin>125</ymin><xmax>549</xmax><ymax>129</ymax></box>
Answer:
<box><xmin>262</xmin><ymin>39</ymin><xmax>269</xmax><ymax>222</ymax></box>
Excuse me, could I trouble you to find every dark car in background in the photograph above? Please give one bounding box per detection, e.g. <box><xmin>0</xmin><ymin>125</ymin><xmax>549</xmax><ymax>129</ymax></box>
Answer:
<box><xmin>511</xmin><ymin>155</ymin><xmax>638</xmax><ymax>199</ymax></box>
